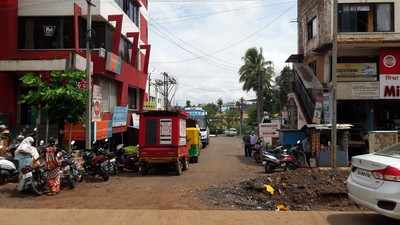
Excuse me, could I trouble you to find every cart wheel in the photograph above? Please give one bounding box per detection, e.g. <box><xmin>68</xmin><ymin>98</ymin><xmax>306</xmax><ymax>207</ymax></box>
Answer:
<box><xmin>182</xmin><ymin>158</ymin><xmax>189</xmax><ymax>171</ymax></box>
<box><xmin>175</xmin><ymin>161</ymin><xmax>182</xmax><ymax>176</ymax></box>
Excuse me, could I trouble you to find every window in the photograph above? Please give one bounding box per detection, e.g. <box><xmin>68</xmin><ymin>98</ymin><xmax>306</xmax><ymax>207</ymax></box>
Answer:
<box><xmin>97</xmin><ymin>78</ymin><xmax>118</xmax><ymax>112</ymax></box>
<box><xmin>338</xmin><ymin>3</ymin><xmax>394</xmax><ymax>32</ymax></box>
<box><xmin>309</xmin><ymin>62</ymin><xmax>317</xmax><ymax>75</ymax></box>
<box><xmin>119</xmin><ymin>37</ymin><xmax>132</xmax><ymax>63</ymax></box>
<box><xmin>18</xmin><ymin>17</ymin><xmax>73</xmax><ymax>49</ymax></box>
<box><xmin>128</xmin><ymin>88</ymin><xmax>139</xmax><ymax>110</ymax></box>
<box><xmin>307</xmin><ymin>17</ymin><xmax>317</xmax><ymax>40</ymax></box>
<box><xmin>115</xmin><ymin>0</ymin><xmax>140</xmax><ymax>26</ymax></box>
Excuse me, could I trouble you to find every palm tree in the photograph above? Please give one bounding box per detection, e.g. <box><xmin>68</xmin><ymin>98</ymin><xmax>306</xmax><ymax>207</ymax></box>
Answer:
<box><xmin>217</xmin><ymin>98</ymin><xmax>223</xmax><ymax>113</ymax></box>
<box><xmin>239</xmin><ymin>47</ymin><xmax>273</xmax><ymax>124</ymax></box>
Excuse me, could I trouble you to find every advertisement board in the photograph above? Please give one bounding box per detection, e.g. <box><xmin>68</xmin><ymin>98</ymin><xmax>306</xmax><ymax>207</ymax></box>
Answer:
<box><xmin>179</xmin><ymin>119</ymin><xmax>186</xmax><ymax>145</ymax></box>
<box><xmin>131</xmin><ymin>113</ymin><xmax>140</xmax><ymax>129</ymax></box>
<box><xmin>380</xmin><ymin>74</ymin><xmax>400</xmax><ymax>99</ymax></box>
<box><xmin>92</xmin><ymin>85</ymin><xmax>102</xmax><ymax>121</ymax></box>
<box><xmin>106</xmin><ymin>52</ymin><xmax>122</xmax><ymax>74</ymax></box>
<box><xmin>380</xmin><ymin>49</ymin><xmax>400</xmax><ymax>75</ymax></box>
<box><xmin>160</xmin><ymin>119</ymin><xmax>172</xmax><ymax>144</ymax></box>
<box><xmin>337</xmin><ymin>63</ymin><xmax>377</xmax><ymax>77</ymax></box>
<box><xmin>112</xmin><ymin>106</ymin><xmax>128</xmax><ymax>127</ymax></box>
<box><xmin>259</xmin><ymin>122</ymin><xmax>280</xmax><ymax>144</ymax></box>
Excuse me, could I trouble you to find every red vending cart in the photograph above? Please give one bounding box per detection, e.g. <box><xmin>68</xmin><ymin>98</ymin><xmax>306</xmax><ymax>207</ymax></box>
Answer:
<box><xmin>138</xmin><ymin>110</ymin><xmax>189</xmax><ymax>175</ymax></box>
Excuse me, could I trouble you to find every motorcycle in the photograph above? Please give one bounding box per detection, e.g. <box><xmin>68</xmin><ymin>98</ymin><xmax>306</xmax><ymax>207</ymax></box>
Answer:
<box><xmin>252</xmin><ymin>139</ymin><xmax>264</xmax><ymax>164</ymax></box>
<box><xmin>115</xmin><ymin>144</ymin><xmax>139</xmax><ymax>172</ymax></box>
<box><xmin>0</xmin><ymin>156</ymin><xmax>19</xmax><ymax>184</ymax></box>
<box><xmin>60</xmin><ymin>142</ymin><xmax>84</xmax><ymax>189</ymax></box>
<box><xmin>82</xmin><ymin>141</ymin><xmax>110</xmax><ymax>181</ymax></box>
<box><xmin>262</xmin><ymin>147</ymin><xmax>299</xmax><ymax>173</ymax></box>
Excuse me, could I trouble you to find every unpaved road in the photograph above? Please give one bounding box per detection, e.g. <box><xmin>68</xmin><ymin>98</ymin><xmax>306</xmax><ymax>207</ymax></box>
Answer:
<box><xmin>0</xmin><ymin>136</ymin><xmax>261</xmax><ymax>209</ymax></box>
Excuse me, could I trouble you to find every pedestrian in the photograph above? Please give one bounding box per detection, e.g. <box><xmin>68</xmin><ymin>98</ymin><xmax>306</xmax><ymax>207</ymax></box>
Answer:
<box><xmin>249</xmin><ymin>132</ymin><xmax>257</xmax><ymax>157</ymax></box>
<box><xmin>302</xmin><ymin>135</ymin><xmax>311</xmax><ymax>167</ymax></box>
<box><xmin>45</xmin><ymin>138</ymin><xmax>62</xmax><ymax>195</ymax></box>
<box><xmin>242</xmin><ymin>132</ymin><xmax>251</xmax><ymax>157</ymax></box>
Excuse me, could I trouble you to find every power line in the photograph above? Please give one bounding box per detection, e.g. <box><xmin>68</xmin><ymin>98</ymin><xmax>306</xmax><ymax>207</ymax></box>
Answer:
<box><xmin>152</xmin><ymin>4</ymin><xmax>296</xmax><ymax>64</ymax></box>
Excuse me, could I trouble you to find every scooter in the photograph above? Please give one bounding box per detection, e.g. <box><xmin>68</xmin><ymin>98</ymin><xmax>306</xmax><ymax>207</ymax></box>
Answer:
<box><xmin>60</xmin><ymin>141</ymin><xmax>84</xmax><ymax>189</ymax></box>
<box><xmin>262</xmin><ymin>148</ymin><xmax>299</xmax><ymax>173</ymax></box>
<box><xmin>0</xmin><ymin>156</ymin><xmax>19</xmax><ymax>184</ymax></box>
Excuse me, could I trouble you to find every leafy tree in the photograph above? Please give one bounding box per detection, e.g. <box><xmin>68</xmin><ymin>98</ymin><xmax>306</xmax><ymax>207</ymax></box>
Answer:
<box><xmin>217</xmin><ymin>98</ymin><xmax>223</xmax><ymax>113</ymax></box>
<box><xmin>275</xmin><ymin>66</ymin><xmax>293</xmax><ymax>108</ymax></box>
<box><xmin>20</xmin><ymin>71</ymin><xmax>88</xmax><ymax>142</ymax></box>
<box><xmin>239</xmin><ymin>47</ymin><xmax>274</xmax><ymax>123</ymax></box>
<box><xmin>185</xmin><ymin>100</ymin><xmax>191</xmax><ymax>107</ymax></box>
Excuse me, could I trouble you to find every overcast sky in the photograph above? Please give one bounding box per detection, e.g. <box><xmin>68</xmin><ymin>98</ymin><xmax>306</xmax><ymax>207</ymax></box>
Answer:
<box><xmin>148</xmin><ymin>0</ymin><xmax>298</xmax><ymax>106</ymax></box>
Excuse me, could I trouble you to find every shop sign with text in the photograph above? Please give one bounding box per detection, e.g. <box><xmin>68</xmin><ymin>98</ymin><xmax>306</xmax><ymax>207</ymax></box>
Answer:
<box><xmin>380</xmin><ymin>74</ymin><xmax>400</xmax><ymax>99</ymax></box>
<box><xmin>337</xmin><ymin>63</ymin><xmax>377</xmax><ymax>77</ymax></box>
<box><xmin>106</xmin><ymin>52</ymin><xmax>122</xmax><ymax>74</ymax></box>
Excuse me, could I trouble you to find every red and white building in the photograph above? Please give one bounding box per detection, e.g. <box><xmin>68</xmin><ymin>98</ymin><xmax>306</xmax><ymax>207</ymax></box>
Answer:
<box><xmin>0</xmin><ymin>0</ymin><xmax>151</xmax><ymax>145</ymax></box>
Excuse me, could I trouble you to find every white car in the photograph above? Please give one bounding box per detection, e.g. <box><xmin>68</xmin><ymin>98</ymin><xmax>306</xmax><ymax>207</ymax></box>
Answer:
<box><xmin>347</xmin><ymin>144</ymin><xmax>400</xmax><ymax>220</ymax></box>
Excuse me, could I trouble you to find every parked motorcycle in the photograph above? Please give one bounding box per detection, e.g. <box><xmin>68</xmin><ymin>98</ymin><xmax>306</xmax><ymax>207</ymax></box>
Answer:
<box><xmin>60</xmin><ymin>142</ymin><xmax>84</xmax><ymax>189</ymax></box>
<box><xmin>115</xmin><ymin>144</ymin><xmax>139</xmax><ymax>172</ymax></box>
<box><xmin>82</xmin><ymin>141</ymin><xmax>110</xmax><ymax>181</ymax></box>
<box><xmin>252</xmin><ymin>138</ymin><xmax>264</xmax><ymax>164</ymax></box>
<box><xmin>0</xmin><ymin>156</ymin><xmax>19</xmax><ymax>184</ymax></box>
<box><xmin>262</xmin><ymin>147</ymin><xmax>299</xmax><ymax>173</ymax></box>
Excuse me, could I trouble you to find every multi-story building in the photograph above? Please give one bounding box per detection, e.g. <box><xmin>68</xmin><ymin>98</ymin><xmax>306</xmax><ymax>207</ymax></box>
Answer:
<box><xmin>145</xmin><ymin>80</ymin><xmax>165</xmax><ymax>110</ymax></box>
<box><xmin>286</xmin><ymin>0</ymin><xmax>400</xmax><ymax>153</ymax></box>
<box><xmin>0</xmin><ymin>0</ymin><xmax>151</xmax><ymax>145</ymax></box>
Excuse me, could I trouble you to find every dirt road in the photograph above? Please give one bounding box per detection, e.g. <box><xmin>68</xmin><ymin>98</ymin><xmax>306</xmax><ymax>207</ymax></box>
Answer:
<box><xmin>0</xmin><ymin>136</ymin><xmax>261</xmax><ymax>209</ymax></box>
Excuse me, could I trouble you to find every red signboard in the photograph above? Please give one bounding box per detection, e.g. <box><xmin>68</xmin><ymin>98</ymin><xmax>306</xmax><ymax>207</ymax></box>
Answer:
<box><xmin>380</xmin><ymin>49</ymin><xmax>400</xmax><ymax>75</ymax></box>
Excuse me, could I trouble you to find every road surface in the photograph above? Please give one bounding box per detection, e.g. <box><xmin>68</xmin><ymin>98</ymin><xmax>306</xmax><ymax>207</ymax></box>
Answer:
<box><xmin>0</xmin><ymin>136</ymin><xmax>261</xmax><ymax>209</ymax></box>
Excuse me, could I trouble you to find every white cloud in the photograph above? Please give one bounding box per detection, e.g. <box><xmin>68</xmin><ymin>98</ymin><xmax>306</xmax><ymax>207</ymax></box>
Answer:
<box><xmin>149</xmin><ymin>1</ymin><xmax>297</xmax><ymax>106</ymax></box>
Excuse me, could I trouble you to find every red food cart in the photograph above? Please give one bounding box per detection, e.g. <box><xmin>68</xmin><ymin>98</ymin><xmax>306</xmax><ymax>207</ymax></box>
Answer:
<box><xmin>138</xmin><ymin>110</ymin><xmax>189</xmax><ymax>175</ymax></box>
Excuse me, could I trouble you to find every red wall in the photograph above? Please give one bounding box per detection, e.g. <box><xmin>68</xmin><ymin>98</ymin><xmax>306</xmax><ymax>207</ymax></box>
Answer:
<box><xmin>0</xmin><ymin>72</ymin><xmax>17</xmax><ymax>126</ymax></box>
<box><xmin>0</xmin><ymin>0</ymin><xmax>18</xmax><ymax>59</ymax></box>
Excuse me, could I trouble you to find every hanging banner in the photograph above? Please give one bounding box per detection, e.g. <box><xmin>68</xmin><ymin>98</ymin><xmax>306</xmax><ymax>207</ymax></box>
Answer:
<box><xmin>92</xmin><ymin>85</ymin><xmax>102</xmax><ymax>122</ymax></box>
<box><xmin>312</xmin><ymin>96</ymin><xmax>323</xmax><ymax>124</ymax></box>
<box><xmin>179</xmin><ymin>119</ymin><xmax>186</xmax><ymax>145</ymax></box>
<box><xmin>112</xmin><ymin>106</ymin><xmax>128</xmax><ymax>127</ymax></box>
<box><xmin>323</xmin><ymin>93</ymin><xmax>331</xmax><ymax>124</ymax></box>
<box><xmin>106</xmin><ymin>52</ymin><xmax>122</xmax><ymax>74</ymax></box>
<box><xmin>160</xmin><ymin>119</ymin><xmax>172</xmax><ymax>144</ymax></box>
<box><xmin>131</xmin><ymin>113</ymin><xmax>140</xmax><ymax>129</ymax></box>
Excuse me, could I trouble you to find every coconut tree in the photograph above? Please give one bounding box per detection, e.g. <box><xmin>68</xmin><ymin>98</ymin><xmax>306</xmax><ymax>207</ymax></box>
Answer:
<box><xmin>239</xmin><ymin>47</ymin><xmax>273</xmax><ymax>124</ymax></box>
<box><xmin>217</xmin><ymin>98</ymin><xmax>223</xmax><ymax>113</ymax></box>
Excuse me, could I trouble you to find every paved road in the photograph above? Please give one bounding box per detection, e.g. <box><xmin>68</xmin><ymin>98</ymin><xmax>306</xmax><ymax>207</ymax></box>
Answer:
<box><xmin>0</xmin><ymin>209</ymin><xmax>398</xmax><ymax>225</ymax></box>
<box><xmin>0</xmin><ymin>136</ymin><xmax>261</xmax><ymax>209</ymax></box>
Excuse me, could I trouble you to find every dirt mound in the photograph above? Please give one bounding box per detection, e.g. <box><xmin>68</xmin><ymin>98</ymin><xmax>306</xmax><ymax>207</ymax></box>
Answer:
<box><xmin>204</xmin><ymin>168</ymin><xmax>363</xmax><ymax>211</ymax></box>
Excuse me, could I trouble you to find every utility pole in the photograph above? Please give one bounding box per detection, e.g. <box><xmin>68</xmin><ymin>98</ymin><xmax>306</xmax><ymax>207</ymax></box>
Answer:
<box><xmin>331</xmin><ymin>0</ymin><xmax>338</xmax><ymax>168</ymax></box>
<box><xmin>85</xmin><ymin>0</ymin><xmax>95</xmax><ymax>150</ymax></box>
<box><xmin>163</xmin><ymin>72</ymin><xmax>169</xmax><ymax>110</ymax></box>
<box><xmin>240</xmin><ymin>97</ymin><xmax>244</xmax><ymax>136</ymax></box>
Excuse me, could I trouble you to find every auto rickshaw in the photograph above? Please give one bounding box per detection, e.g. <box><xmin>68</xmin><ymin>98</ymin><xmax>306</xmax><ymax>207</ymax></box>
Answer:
<box><xmin>138</xmin><ymin>110</ymin><xmax>189</xmax><ymax>176</ymax></box>
<box><xmin>186</xmin><ymin>119</ymin><xmax>201</xmax><ymax>163</ymax></box>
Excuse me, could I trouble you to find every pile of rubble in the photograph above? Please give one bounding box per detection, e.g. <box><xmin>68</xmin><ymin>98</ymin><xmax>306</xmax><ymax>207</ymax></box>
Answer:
<box><xmin>204</xmin><ymin>169</ymin><xmax>362</xmax><ymax>211</ymax></box>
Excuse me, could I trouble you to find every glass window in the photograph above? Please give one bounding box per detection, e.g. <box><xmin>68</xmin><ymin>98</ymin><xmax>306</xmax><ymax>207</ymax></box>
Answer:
<box><xmin>307</xmin><ymin>17</ymin><xmax>317</xmax><ymax>40</ymax></box>
<box><xmin>375</xmin><ymin>144</ymin><xmax>400</xmax><ymax>158</ymax></box>
<box><xmin>128</xmin><ymin>88</ymin><xmax>139</xmax><ymax>110</ymax></box>
<box><xmin>18</xmin><ymin>17</ymin><xmax>73</xmax><ymax>49</ymax></box>
<box><xmin>376</xmin><ymin>4</ymin><xmax>393</xmax><ymax>32</ymax></box>
<box><xmin>98</xmin><ymin>78</ymin><xmax>118</xmax><ymax>112</ymax></box>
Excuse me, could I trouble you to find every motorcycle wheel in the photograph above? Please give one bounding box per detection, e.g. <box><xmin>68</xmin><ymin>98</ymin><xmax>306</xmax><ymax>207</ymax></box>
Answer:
<box><xmin>286</xmin><ymin>162</ymin><xmax>299</xmax><ymax>171</ymax></box>
<box><xmin>101</xmin><ymin>172</ymin><xmax>110</xmax><ymax>181</ymax></box>
<box><xmin>138</xmin><ymin>164</ymin><xmax>148</xmax><ymax>176</ymax></box>
<box><xmin>67</xmin><ymin>174</ymin><xmax>75</xmax><ymax>189</ymax></box>
<box><xmin>31</xmin><ymin>178</ymin><xmax>45</xmax><ymax>196</ymax></box>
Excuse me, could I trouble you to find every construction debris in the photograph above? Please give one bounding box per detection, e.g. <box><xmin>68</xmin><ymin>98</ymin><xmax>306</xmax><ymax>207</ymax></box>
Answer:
<box><xmin>203</xmin><ymin>168</ymin><xmax>364</xmax><ymax>211</ymax></box>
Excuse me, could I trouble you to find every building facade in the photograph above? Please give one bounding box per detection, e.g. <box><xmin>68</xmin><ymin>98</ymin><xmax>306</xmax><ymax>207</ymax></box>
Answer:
<box><xmin>287</xmin><ymin>0</ymin><xmax>400</xmax><ymax>153</ymax></box>
<box><xmin>0</xmin><ymin>0</ymin><xmax>151</xmax><ymax>145</ymax></box>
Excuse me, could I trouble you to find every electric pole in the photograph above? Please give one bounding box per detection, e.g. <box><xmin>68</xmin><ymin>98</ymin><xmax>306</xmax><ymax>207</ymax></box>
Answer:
<box><xmin>240</xmin><ymin>97</ymin><xmax>244</xmax><ymax>136</ymax></box>
<box><xmin>331</xmin><ymin>0</ymin><xmax>338</xmax><ymax>168</ymax></box>
<box><xmin>85</xmin><ymin>0</ymin><xmax>95</xmax><ymax>150</ymax></box>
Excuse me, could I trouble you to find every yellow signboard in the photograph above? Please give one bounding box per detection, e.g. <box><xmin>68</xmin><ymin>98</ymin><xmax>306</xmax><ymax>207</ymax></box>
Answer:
<box><xmin>337</xmin><ymin>63</ymin><xmax>377</xmax><ymax>77</ymax></box>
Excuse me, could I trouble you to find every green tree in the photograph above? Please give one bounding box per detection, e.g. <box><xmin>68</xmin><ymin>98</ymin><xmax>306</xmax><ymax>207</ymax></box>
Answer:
<box><xmin>239</xmin><ymin>47</ymin><xmax>273</xmax><ymax>123</ymax></box>
<box><xmin>20</xmin><ymin>71</ymin><xmax>88</xmax><ymax>143</ymax></box>
<box><xmin>275</xmin><ymin>66</ymin><xmax>293</xmax><ymax>108</ymax></box>
<box><xmin>217</xmin><ymin>98</ymin><xmax>223</xmax><ymax>113</ymax></box>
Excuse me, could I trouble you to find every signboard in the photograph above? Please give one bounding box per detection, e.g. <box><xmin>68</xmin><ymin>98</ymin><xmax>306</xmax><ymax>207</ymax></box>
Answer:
<box><xmin>337</xmin><ymin>63</ymin><xmax>377</xmax><ymax>77</ymax></box>
<box><xmin>380</xmin><ymin>49</ymin><xmax>400</xmax><ymax>74</ymax></box>
<box><xmin>323</xmin><ymin>93</ymin><xmax>331</xmax><ymax>124</ymax></box>
<box><xmin>112</xmin><ymin>106</ymin><xmax>128</xmax><ymax>127</ymax></box>
<box><xmin>94</xmin><ymin>120</ymin><xmax>112</xmax><ymax>141</ymax></box>
<box><xmin>179</xmin><ymin>119</ymin><xmax>186</xmax><ymax>145</ymax></box>
<box><xmin>106</xmin><ymin>52</ymin><xmax>122</xmax><ymax>74</ymax></box>
<box><xmin>131</xmin><ymin>113</ymin><xmax>140</xmax><ymax>129</ymax></box>
<box><xmin>380</xmin><ymin>74</ymin><xmax>400</xmax><ymax>99</ymax></box>
<box><xmin>337</xmin><ymin>82</ymin><xmax>380</xmax><ymax>100</ymax></box>
<box><xmin>92</xmin><ymin>85</ymin><xmax>102</xmax><ymax>122</ymax></box>
<box><xmin>160</xmin><ymin>119</ymin><xmax>172</xmax><ymax>144</ymax></box>
<box><xmin>312</xmin><ymin>96</ymin><xmax>323</xmax><ymax>124</ymax></box>
<box><xmin>259</xmin><ymin>122</ymin><xmax>280</xmax><ymax>144</ymax></box>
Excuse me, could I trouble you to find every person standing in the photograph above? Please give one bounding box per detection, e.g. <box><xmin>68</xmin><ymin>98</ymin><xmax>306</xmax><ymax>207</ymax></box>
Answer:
<box><xmin>249</xmin><ymin>132</ymin><xmax>257</xmax><ymax>157</ymax></box>
<box><xmin>242</xmin><ymin>133</ymin><xmax>251</xmax><ymax>157</ymax></box>
<box><xmin>302</xmin><ymin>136</ymin><xmax>311</xmax><ymax>167</ymax></box>
<box><xmin>45</xmin><ymin>139</ymin><xmax>62</xmax><ymax>195</ymax></box>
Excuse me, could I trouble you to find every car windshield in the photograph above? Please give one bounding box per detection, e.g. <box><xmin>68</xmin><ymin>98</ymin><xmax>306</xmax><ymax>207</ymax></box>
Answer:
<box><xmin>375</xmin><ymin>144</ymin><xmax>400</xmax><ymax>158</ymax></box>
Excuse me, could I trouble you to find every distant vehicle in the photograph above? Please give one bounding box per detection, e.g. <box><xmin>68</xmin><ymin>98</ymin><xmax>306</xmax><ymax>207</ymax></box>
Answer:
<box><xmin>347</xmin><ymin>144</ymin><xmax>400</xmax><ymax>220</ymax></box>
<box><xmin>225</xmin><ymin>128</ymin><xmax>237</xmax><ymax>137</ymax></box>
<box><xmin>184</xmin><ymin>107</ymin><xmax>209</xmax><ymax>147</ymax></box>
